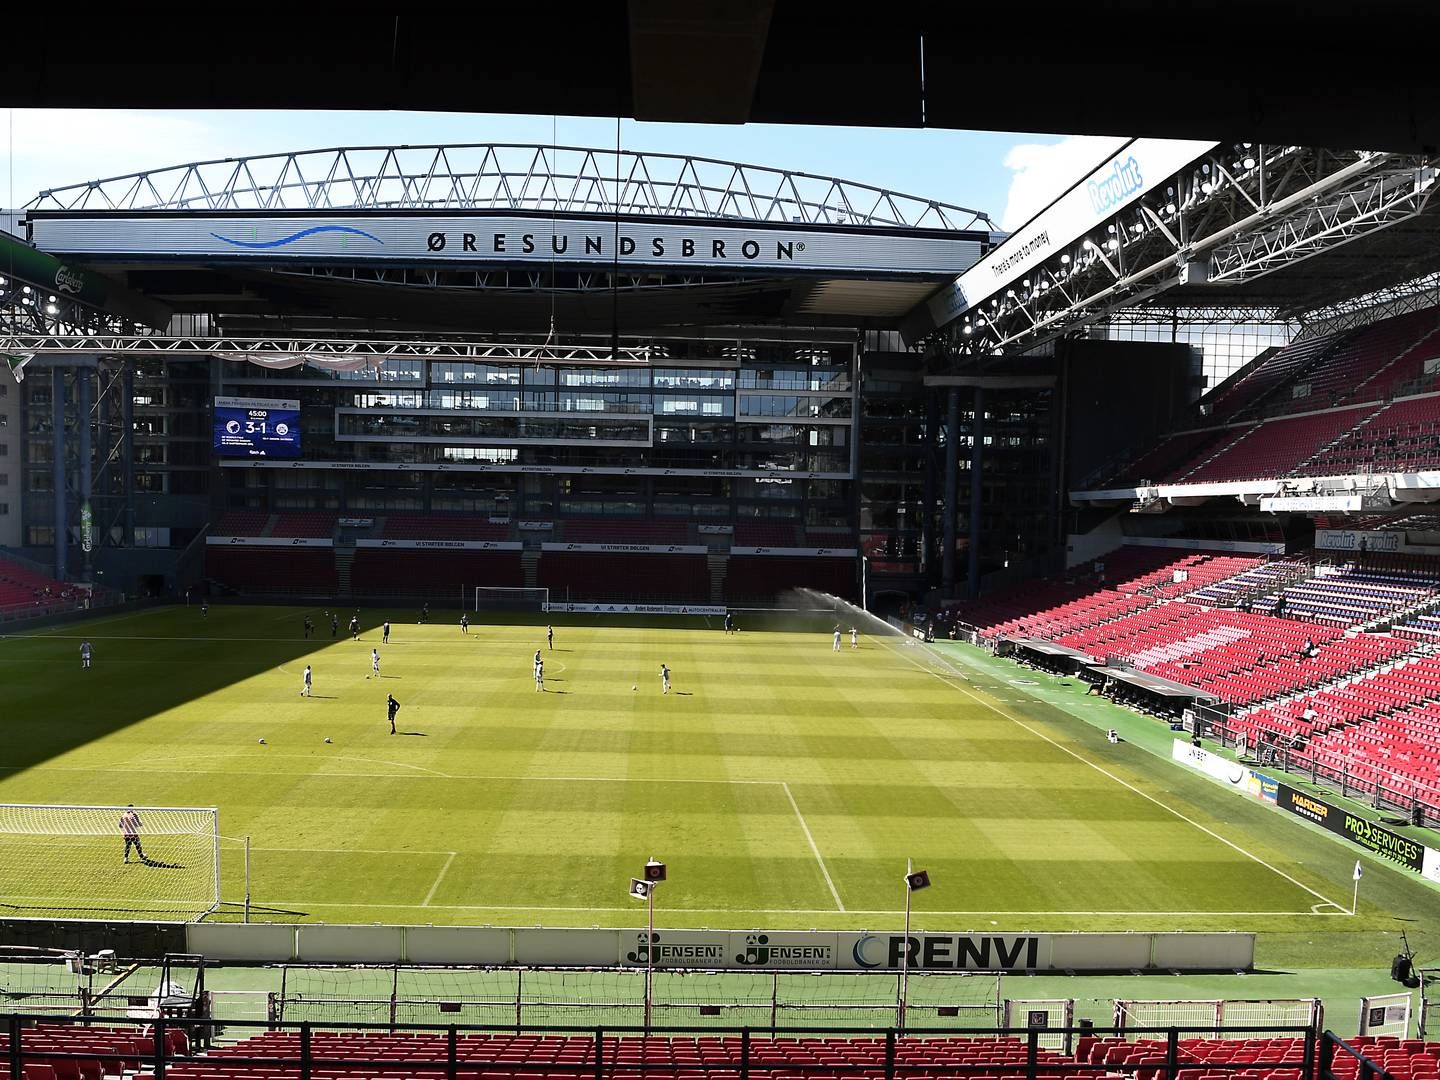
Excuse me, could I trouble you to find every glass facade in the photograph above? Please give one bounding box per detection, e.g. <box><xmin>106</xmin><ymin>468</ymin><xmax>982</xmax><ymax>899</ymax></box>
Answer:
<box><xmin>208</xmin><ymin>337</ymin><xmax>860</xmax><ymax>528</ymax></box>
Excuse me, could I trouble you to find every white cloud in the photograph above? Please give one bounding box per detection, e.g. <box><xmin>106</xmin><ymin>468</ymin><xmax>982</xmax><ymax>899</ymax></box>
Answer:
<box><xmin>1</xmin><ymin>110</ymin><xmax>221</xmax><ymax>206</ymax></box>
<box><xmin>997</xmin><ymin>134</ymin><xmax>1129</xmax><ymax>232</ymax></box>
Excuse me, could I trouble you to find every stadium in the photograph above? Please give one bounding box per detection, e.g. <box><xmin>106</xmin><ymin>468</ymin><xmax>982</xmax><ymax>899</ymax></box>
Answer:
<box><xmin>3</xmin><ymin>4</ymin><xmax>1440</xmax><ymax>1079</ymax></box>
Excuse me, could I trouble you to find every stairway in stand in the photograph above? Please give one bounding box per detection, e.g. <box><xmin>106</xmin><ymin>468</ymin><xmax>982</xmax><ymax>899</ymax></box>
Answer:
<box><xmin>333</xmin><ymin>545</ymin><xmax>355</xmax><ymax>598</ymax></box>
<box><xmin>707</xmin><ymin>553</ymin><xmax>728</xmax><ymax>605</ymax></box>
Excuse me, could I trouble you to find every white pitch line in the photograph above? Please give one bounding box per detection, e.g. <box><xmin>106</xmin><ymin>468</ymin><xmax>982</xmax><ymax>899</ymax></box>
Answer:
<box><xmin>231</xmin><ymin>899</ymin><xmax>1341</xmax><ymax>917</ymax></box>
<box><xmin>241</xmin><ymin>846</ymin><xmax>459</xmax><ymax>856</ymax></box>
<box><xmin>880</xmin><ymin>639</ymin><xmax>1348</xmax><ymax>914</ymax></box>
<box><xmin>0</xmin><ymin>760</ymin><xmax>788</xmax><ymax>786</ymax></box>
<box><xmin>781</xmin><ymin>781</ymin><xmax>845</xmax><ymax>913</ymax></box>
<box><xmin>422</xmin><ymin>852</ymin><xmax>458</xmax><ymax>907</ymax></box>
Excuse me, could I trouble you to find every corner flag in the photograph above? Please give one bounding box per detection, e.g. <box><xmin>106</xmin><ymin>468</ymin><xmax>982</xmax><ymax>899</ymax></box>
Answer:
<box><xmin>1353</xmin><ymin>861</ymin><xmax>1364</xmax><ymax>881</ymax></box>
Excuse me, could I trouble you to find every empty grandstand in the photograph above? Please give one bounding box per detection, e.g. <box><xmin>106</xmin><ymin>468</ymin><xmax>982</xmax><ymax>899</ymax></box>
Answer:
<box><xmin>8</xmin><ymin>31</ymin><xmax>1440</xmax><ymax>1073</ymax></box>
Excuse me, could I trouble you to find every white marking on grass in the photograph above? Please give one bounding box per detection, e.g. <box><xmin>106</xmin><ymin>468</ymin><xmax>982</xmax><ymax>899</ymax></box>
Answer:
<box><xmin>244</xmin><ymin>846</ymin><xmax>458</xmax><ymax>855</ymax></box>
<box><xmin>341</xmin><ymin>754</ymin><xmax>453</xmax><ymax>778</ymax></box>
<box><xmin>781</xmin><ymin>781</ymin><xmax>845</xmax><ymax>912</ymax></box>
<box><xmin>16</xmin><ymin>609</ymin><xmax>160</xmax><ymax>638</ymax></box>
<box><xmin>241</xmin><ymin>899</ymin><xmax>1342</xmax><ymax>917</ymax></box>
<box><xmin>422</xmin><ymin>852</ymin><xmax>458</xmax><ymax>907</ymax></box>
<box><xmin>878</xmin><ymin>638</ymin><xmax>1348</xmax><ymax>915</ymax></box>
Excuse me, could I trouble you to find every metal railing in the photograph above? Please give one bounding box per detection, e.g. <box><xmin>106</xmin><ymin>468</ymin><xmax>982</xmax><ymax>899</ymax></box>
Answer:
<box><xmin>0</xmin><ymin>1014</ymin><xmax>1345</xmax><ymax>1080</ymax></box>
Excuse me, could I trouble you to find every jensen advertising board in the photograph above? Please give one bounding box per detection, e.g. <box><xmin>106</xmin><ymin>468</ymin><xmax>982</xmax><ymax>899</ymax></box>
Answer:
<box><xmin>27</xmin><ymin>213</ymin><xmax>984</xmax><ymax>277</ymax></box>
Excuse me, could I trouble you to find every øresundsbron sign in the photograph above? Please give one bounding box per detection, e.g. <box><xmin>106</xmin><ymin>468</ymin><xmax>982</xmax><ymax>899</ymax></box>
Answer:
<box><xmin>28</xmin><ymin>214</ymin><xmax>983</xmax><ymax>277</ymax></box>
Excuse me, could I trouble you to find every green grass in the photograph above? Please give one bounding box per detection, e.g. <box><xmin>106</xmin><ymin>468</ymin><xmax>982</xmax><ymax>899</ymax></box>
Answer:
<box><xmin>1</xmin><ymin>605</ymin><xmax>1436</xmax><ymax>976</ymax></box>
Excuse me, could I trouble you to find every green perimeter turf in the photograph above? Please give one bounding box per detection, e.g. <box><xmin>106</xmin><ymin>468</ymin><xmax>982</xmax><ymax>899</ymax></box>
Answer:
<box><xmin>0</xmin><ymin>605</ymin><xmax>1436</xmax><ymax>979</ymax></box>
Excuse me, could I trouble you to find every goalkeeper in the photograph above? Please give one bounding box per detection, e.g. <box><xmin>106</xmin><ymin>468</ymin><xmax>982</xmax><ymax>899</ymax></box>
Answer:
<box><xmin>120</xmin><ymin>805</ymin><xmax>146</xmax><ymax>864</ymax></box>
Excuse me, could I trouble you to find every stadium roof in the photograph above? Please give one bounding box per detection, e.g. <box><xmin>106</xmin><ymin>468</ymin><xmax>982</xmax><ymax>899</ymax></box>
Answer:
<box><xmin>911</xmin><ymin>144</ymin><xmax>1440</xmax><ymax>353</ymax></box>
<box><xmin>4</xmin><ymin>146</ymin><xmax>995</xmax><ymax>344</ymax></box>
<box><xmin>4</xmin><ymin>3</ymin><xmax>1440</xmax><ymax>153</ymax></box>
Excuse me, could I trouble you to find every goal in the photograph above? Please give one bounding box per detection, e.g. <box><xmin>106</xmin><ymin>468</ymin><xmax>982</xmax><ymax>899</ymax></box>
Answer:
<box><xmin>473</xmin><ymin>586</ymin><xmax>549</xmax><ymax>613</ymax></box>
<box><xmin>0</xmin><ymin>804</ymin><xmax>220</xmax><ymax>922</ymax></box>
<box><xmin>1113</xmin><ymin>998</ymin><xmax>1321</xmax><ymax>1039</ymax></box>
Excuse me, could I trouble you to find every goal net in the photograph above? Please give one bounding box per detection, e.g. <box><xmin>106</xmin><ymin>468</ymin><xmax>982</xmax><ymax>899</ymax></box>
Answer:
<box><xmin>1114</xmin><ymin>998</ymin><xmax>1321</xmax><ymax>1039</ymax></box>
<box><xmin>268</xmin><ymin>966</ymin><xmax>1001</xmax><ymax>1033</ymax></box>
<box><xmin>0</xmin><ymin>804</ymin><xmax>220</xmax><ymax>922</ymax></box>
<box><xmin>473</xmin><ymin>586</ymin><xmax>549</xmax><ymax>613</ymax></box>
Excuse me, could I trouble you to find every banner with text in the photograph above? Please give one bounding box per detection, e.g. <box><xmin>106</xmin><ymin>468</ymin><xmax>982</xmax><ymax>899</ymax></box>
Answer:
<box><xmin>206</xmin><ymin>536</ymin><xmax>333</xmax><ymax>548</ymax></box>
<box><xmin>730</xmin><ymin>546</ymin><xmax>858</xmax><ymax>557</ymax></box>
<box><xmin>355</xmin><ymin>539</ymin><xmax>522</xmax><ymax>551</ymax></box>
<box><xmin>1275</xmin><ymin>784</ymin><xmax>1426</xmax><ymax>872</ymax></box>
<box><xmin>541</xmin><ymin>543</ymin><xmax>707</xmax><ymax>554</ymax></box>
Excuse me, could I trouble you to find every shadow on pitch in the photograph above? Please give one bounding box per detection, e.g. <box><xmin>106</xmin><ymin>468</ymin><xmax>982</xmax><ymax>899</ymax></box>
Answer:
<box><xmin>134</xmin><ymin>857</ymin><xmax>187</xmax><ymax>870</ymax></box>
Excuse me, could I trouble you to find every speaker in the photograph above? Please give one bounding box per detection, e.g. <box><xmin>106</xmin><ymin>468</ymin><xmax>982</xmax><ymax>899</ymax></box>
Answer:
<box><xmin>1391</xmin><ymin>954</ymin><xmax>1413</xmax><ymax>983</ymax></box>
<box><xmin>1415</xmin><ymin>804</ymin><xmax>1425</xmax><ymax>828</ymax></box>
<box><xmin>644</xmin><ymin>859</ymin><xmax>667</xmax><ymax>882</ymax></box>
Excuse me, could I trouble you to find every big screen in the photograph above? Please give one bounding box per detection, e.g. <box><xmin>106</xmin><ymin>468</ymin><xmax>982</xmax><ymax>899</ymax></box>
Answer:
<box><xmin>213</xmin><ymin>397</ymin><xmax>301</xmax><ymax>459</ymax></box>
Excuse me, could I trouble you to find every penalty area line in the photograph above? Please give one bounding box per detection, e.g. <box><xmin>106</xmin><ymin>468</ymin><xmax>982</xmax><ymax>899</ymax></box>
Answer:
<box><xmin>781</xmin><ymin>781</ymin><xmax>845</xmax><ymax>912</ymax></box>
<box><xmin>421</xmin><ymin>852</ymin><xmax>458</xmax><ymax>907</ymax></box>
<box><xmin>877</xmin><ymin>638</ymin><xmax>1349</xmax><ymax>915</ymax></box>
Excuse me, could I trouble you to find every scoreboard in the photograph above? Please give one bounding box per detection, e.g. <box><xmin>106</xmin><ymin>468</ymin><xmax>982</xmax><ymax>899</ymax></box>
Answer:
<box><xmin>213</xmin><ymin>396</ymin><xmax>301</xmax><ymax>458</ymax></box>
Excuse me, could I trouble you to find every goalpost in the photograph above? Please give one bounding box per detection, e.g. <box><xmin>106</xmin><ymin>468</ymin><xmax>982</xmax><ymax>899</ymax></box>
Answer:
<box><xmin>1113</xmin><ymin>998</ymin><xmax>1322</xmax><ymax>1039</ymax></box>
<box><xmin>0</xmin><ymin>804</ymin><xmax>220</xmax><ymax>922</ymax></box>
<box><xmin>473</xmin><ymin>586</ymin><xmax>550</xmax><ymax>613</ymax></box>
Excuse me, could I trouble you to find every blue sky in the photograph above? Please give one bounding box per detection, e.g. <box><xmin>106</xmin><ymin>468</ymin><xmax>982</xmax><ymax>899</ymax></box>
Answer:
<box><xmin>1</xmin><ymin>109</ymin><xmax>1127</xmax><ymax>232</ymax></box>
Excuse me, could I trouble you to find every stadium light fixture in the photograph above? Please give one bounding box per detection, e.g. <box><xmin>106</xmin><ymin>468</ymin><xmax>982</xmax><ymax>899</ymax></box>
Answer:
<box><xmin>45</xmin><ymin>304</ymin><xmax>58</xmax><ymax>315</ymax></box>
<box><xmin>1059</xmin><ymin>254</ymin><xmax>1070</xmax><ymax>264</ymax></box>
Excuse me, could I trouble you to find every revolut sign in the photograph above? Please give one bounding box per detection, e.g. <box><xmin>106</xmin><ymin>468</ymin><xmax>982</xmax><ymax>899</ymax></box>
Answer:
<box><xmin>28</xmin><ymin>214</ymin><xmax>982</xmax><ymax>276</ymax></box>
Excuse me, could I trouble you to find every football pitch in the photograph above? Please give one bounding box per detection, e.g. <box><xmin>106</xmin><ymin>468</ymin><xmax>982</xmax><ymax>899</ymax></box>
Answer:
<box><xmin>0</xmin><ymin>604</ymin><xmax>1435</xmax><ymax>968</ymax></box>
